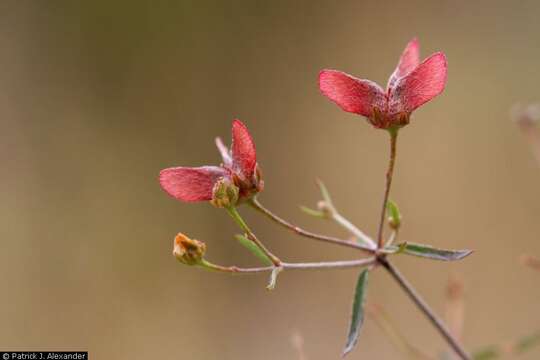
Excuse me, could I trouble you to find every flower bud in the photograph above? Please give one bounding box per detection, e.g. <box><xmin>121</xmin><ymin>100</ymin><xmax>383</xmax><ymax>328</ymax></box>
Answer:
<box><xmin>316</xmin><ymin>200</ymin><xmax>333</xmax><ymax>218</ymax></box>
<box><xmin>210</xmin><ymin>177</ymin><xmax>239</xmax><ymax>208</ymax></box>
<box><xmin>173</xmin><ymin>233</ymin><xmax>206</xmax><ymax>265</ymax></box>
<box><xmin>386</xmin><ymin>200</ymin><xmax>401</xmax><ymax>230</ymax></box>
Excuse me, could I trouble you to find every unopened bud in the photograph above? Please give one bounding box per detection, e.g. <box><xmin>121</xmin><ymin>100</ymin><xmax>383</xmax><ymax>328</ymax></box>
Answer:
<box><xmin>386</xmin><ymin>200</ymin><xmax>401</xmax><ymax>230</ymax></box>
<box><xmin>173</xmin><ymin>233</ymin><xmax>206</xmax><ymax>265</ymax></box>
<box><xmin>211</xmin><ymin>177</ymin><xmax>239</xmax><ymax>208</ymax></box>
<box><xmin>316</xmin><ymin>200</ymin><xmax>333</xmax><ymax>218</ymax></box>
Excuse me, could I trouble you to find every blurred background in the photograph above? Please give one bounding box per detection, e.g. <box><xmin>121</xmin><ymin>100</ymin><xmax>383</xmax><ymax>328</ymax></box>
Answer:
<box><xmin>1</xmin><ymin>0</ymin><xmax>539</xmax><ymax>359</ymax></box>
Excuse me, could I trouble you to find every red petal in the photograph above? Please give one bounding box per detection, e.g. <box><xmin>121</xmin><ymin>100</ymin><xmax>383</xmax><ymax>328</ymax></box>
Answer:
<box><xmin>319</xmin><ymin>70</ymin><xmax>385</xmax><ymax>117</ymax></box>
<box><xmin>231</xmin><ymin>119</ymin><xmax>257</xmax><ymax>178</ymax></box>
<box><xmin>159</xmin><ymin>166</ymin><xmax>227</xmax><ymax>202</ymax></box>
<box><xmin>388</xmin><ymin>52</ymin><xmax>447</xmax><ymax>114</ymax></box>
<box><xmin>387</xmin><ymin>38</ymin><xmax>420</xmax><ymax>90</ymax></box>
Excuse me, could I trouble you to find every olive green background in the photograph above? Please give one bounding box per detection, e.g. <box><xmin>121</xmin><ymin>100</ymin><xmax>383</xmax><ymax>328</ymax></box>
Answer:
<box><xmin>1</xmin><ymin>1</ymin><xmax>539</xmax><ymax>359</ymax></box>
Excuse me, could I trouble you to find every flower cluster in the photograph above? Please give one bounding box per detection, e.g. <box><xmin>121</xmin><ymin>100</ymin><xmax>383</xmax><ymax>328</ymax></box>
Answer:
<box><xmin>157</xmin><ymin>39</ymin><xmax>470</xmax><ymax>359</ymax></box>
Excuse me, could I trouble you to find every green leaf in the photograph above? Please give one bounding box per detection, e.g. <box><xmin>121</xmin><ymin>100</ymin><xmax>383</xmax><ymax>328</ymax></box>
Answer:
<box><xmin>235</xmin><ymin>234</ymin><xmax>273</xmax><ymax>266</ymax></box>
<box><xmin>343</xmin><ymin>270</ymin><xmax>369</xmax><ymax>357</ymax></box>
<box><xmin>299</xmin><ymin>205</ymin><xmax>326</xmax><ymax>218</ymax></box>
<box><xmin>386</xmin><ymin>200</ymin><xmax>401</xmax><ymax>229</ymax></box>
<box><xmin>316</xmin><ymin>178</ymin><xmax>334</xmax><ymax>207</ymax></box>
<box><xmin>386</xmin><ymin>242</ymin><xmax>473</xmax><ymax>261</ymax></box>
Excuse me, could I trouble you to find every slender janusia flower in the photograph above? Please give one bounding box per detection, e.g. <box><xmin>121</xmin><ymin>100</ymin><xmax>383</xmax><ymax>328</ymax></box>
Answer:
<box><xmin>319</xmin><ymin>38</ymin><xmax>447</xmax><ymax>129</ymax></box>
<box><xmin>159</xmin><ymin>119</ymin><xmax>263</xmax><ymax>206</ymax></box>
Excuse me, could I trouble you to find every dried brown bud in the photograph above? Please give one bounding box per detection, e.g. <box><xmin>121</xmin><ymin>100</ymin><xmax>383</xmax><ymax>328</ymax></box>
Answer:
<box><xmin>173</xmin><ymin>233</ymin><xmax>206</xmax><ymax>265</ymax></box>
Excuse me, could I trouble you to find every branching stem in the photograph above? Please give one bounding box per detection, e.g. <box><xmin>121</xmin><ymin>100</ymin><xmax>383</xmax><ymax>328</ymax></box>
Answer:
<box><xmin>226</xmin><ymin>206</ymin><xmax>282</xmax><ymax>266</ymax></box>
<box><xmin>248</xmin><ymin>198</ymin><xmax>375</xmax><ymax>255</ymax></box>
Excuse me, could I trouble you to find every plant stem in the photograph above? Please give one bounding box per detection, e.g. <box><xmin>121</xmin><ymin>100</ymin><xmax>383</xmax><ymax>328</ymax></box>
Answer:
<box><xmin>376</xmin><ymin>128</ymin><xmax>399</xmax><ymax>249</ymax></box>
<box><xmin>248</xmin><ymin>198</ymin><xmax>375</xmax><ymax>255</ymax></box>
<box><xmin>385</xmin><ymin>229</ymin><xmax>399</xmax><ymax>248</ymax></box>
<box><xmin>201</xmin><ymin>257</ymin><xmax>376</xmax><ymax>273</ymax></box>
<box><xmin>226</xmin><ymin>206</ymin><xmax>282</xmax><ymax>266</ymax></box>
<box><xmin>332</xmin><ymin>212</ymin><xmax>377</xmax><ymax>249</ymax></box>
<box><xmin>379</xmin><ymin>258</ymin><xmax>472</xmax><ymax>360</ymax></box>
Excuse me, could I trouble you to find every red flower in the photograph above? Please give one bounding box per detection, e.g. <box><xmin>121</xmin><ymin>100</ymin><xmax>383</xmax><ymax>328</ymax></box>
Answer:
<box><xmin>159</xmin><ymin>119</ymin><xmax>263</xmax><ymax>204</ymax></box>
<box><xmin>319</xmin><ymin>38</ymin><xmax>447</xmax><ymax>129</ymax></box>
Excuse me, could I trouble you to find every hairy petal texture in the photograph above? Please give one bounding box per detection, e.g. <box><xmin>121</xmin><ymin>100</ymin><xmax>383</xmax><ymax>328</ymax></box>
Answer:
<box><xmin>319</xmin><ymin>70</ymin><xmax>386</xmax><ymax>117</ymax></box>
<box><xmin>159</xmin><ymin>166</ymin><xmax>228</xmax><ymax>202</ymax></box>
<box><xmin>387</xmin><ymin>38</ymin><xmax>420</xmax><ymax>89</ymax></box>
<box><xmin>231</xmin><ymin>119</ymin><xmax>257</xmax><ymax>178</ymax></box>
<box><xmin>389</xmin><ymin>52</ymin><xmax>447</xmax><ymax>114</ymax></box>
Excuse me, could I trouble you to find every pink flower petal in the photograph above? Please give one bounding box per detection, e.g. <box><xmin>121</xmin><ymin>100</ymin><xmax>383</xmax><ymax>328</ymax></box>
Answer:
<box><xmin>387</xmin><ymin>38</ymin><xmax>420</xmax><ymax>90</ymax></box>
<box><xmin>215</xmin><ymin>136</ymin><xmax>232</xmax><ymax>167</ymax></box>
<box><xmin>231</xmin><ymin>119</ymin><xmax>257</xmax><ymax>178</ymax></box>
<box><xmin>388</xmin><ymin>52</ymin><xmax>447</xmax><ymax>114</ymax></box>
<box><xmin>159</xmin><ymin>166</ymin><xmax>228</xmax><ymax>202</ymax></box>
<box><xmin>319</xmin><ymin>70</ymin><xmax>385</xmax><ymax>117</ymax></box>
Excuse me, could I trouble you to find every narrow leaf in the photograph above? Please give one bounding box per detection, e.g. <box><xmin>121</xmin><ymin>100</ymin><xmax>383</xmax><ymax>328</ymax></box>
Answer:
<box><xmin>343</xmin><ymin>269</ymin><xmax>369</xmax><ymax>357</ymax></box>
<box><xmin>316</xmin><ymin>178</ymin><xmax>334</xmax><ymax>207</ymax></box>
<box><xmin>235</xmin><ymin>234</ymin><xmax>273</xmax><ymax>266</ymax></box>
<box><xmin>299</xmin><ymin>205</ymin><xmax>326</xmax><ymax>218</ymax></box>
<box><xmin>386</xmin><ymin>242</ymin><xmax>473</xmax><ymax>261</ymax></box>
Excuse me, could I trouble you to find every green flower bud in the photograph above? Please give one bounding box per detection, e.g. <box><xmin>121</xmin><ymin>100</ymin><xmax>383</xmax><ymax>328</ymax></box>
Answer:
<box><xmin>210</xmin><ymin>177</ymin><xmax>239</xmax><ymax>208</ymax></box>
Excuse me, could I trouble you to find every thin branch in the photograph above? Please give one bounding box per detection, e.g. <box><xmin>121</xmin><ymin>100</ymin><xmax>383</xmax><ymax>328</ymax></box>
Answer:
<box><xmin>291</xmin><ymin>331</ymin><xmax>308</xmax><ymax>360</ymax></box>
<box><xmin>513</xmin><ymin>103</ymin><xmax>540</xmax><ymax>166</ymax></box>
<box><xmin>445</xmin><ymin>276</ymin><xmax>465</xmax><ymax>346</ymax></box>
<box><xmin>248</xmin><ymin>198</ymin><xmax>376</xmax><ymax>255</ymax></box>
<box><xmin>202</xmin><ymin>257</ymin><xmax>376</xmax><ymax>273</ymax></box>
<box><xmin>376</xmin><ymin>129</ymin><xmax>398</xmax><ymax>248</ymax></box>
<box><xmin>332</xmin><ymin>212</ymin><xmax>377</xmax><ymax>249</ymax></box>
<box><xmin>385</xmin><ymin>229</ymin><xmax>399</xmax><ymax>248</ymax></box>
<box><xmin>226</xmin><ymin>206</ymin><xmax>282</xmax><ymax>266</ymax></box>
<box><xmin>379</xmin><ymin>258</ymin><xmax>472</xmax><ymax>360</ymax></box>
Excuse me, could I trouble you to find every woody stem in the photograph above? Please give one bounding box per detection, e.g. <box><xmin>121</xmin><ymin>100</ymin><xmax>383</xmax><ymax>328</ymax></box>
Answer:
<box><xmin>376</xmin><ymin>128</ymin><xmax>398</xmax><ymax>249</ymax></box>
<box><xmin>226</xmin><ymin>206</ymin><xmax>282</xmax><ymax>266</ymax></box>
